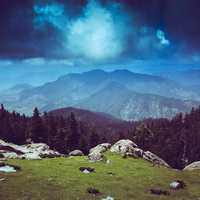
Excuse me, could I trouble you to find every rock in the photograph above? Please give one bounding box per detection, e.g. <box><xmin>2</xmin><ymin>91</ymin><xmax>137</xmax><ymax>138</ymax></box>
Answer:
<box><xmin>69</xmin><ymin>150</ymin><xmax>84</xmax><ymax>156</ymax></box>
<box><xmin>88</xmin><ymin>151</ymin><xmax>105</xmax><ymax>162</ymax></box>
<box><xmin>0</xmin><ymin>165</ymin><xmax>16</xmax><ymax>173</ymax></box>
<box><xmin>106</xmin><ymin>159</ymin><xmax>111</xmax><ymax>164</ymax></box>
<box><xmin>110</xmin><ymin>139</ymin><xmax>138</xmax><ymax>154</ymax></box>
<box><xmin>82</xmin><ymin>169</ymin><xmax>91</xmax><ymax>174</ymax></box>
<box><xmin>170</xmin><ymin>180</ymin><xmax>186</xmax><ymax>190</ymax></box>
<box><xmin>0</xmin><ymin>139</ymin><xmax>61</xmax><ymax>160</ymax></box>
<box><xmin>79</xmin><ymin>167</ymin><xmax>95</xmax><ymax>173</ymax></box>
<box><xmin>89</xmin><ymin>143</ymin><xmax>111</xmax><ymax>154</ymax></box>
<box><xmin>0</xmin><ymin>178</ymin><xmax>6</xmax><ymax>182</ymax></box>
<box><xmin>2</xmin><ymin>152</ymin><xmax>19</xmax><ymax>159</ymax></box>
<box><xmin>184</xmin><ymin>161</ymin><xmax>200</xmax><ymax>171</ymax></box>
<box><xmin>20</xmin><ymin>152</ymin><xmax>42</xmax><ymax>160</ymax></box>
<box><xmin>107</xmin><ymin>172</ymin><xmax>115</xmax><ymax>176</ymax></box>
<box><xmin>102</xmin><ymin>196</ymin><xmax>114</xmax><ymax>200</ymax></box>
<box><xmin>150</xmin><ymin>189</ymin><xmax>170</xmax><ymax>196</ymax></box>
<box><xmin>88</xmin><ymin>143</ymin><xmax>111</xmax><ymax>162</ymax></box>
<box><xmin>87</xmin><ymin>187</ymin><xmax>101</xmax><ymax>195</ymax></box>
<box><xmin>143</xmin><ymin>151</ymin><xmax>170</xmax><ymax>168</ymax></box>
<box><xmin>24</xmin><ymin>143</ymin><xmax>61</xmax><ymax>158</ymax></box>
<box><xmin>110</xmin><ymin>139</ymin><xmax>143</xmax><ymax>158</ymax></box>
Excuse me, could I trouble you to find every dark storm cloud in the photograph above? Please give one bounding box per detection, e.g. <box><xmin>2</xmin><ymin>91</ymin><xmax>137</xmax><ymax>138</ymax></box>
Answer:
<box><xmin>0</xmin><ymin>0</ymin><xmax>200</xmax><ymax>60</ymax></box>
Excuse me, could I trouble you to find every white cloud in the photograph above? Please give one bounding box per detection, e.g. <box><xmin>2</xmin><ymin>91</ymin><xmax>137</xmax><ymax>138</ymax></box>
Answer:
<box><xmin>67</xmin><ymin>0</ymin><xmax>127</xmax><ymax>60</ymax></box>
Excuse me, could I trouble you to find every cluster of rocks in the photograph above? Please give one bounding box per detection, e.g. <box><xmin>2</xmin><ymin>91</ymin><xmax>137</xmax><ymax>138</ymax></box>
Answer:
<box><xmin>183</xmin><ymin>161</ymin><xmax>200</xmax><ymax>171</ymax></box>
<box><xmin>87</xmin><ymin>139</ymin><xmax>170</xmax><ymax>168</ymax></box>
<box><xmin>1</xmin><ymin>138</ymin><xmax>200</xmax><ymax>172</ymax></box>
<box><xmin>0</xmin><ymin>139</ymin><xmax>61</xmax><ymax>160</ymax></box>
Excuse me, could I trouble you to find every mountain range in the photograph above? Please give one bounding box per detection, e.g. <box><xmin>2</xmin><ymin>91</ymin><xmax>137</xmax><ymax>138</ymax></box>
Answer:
<box><xmin>0</xmin><ymin>69</ymin><xmax>200</xmax><ymax>120</ymax></box>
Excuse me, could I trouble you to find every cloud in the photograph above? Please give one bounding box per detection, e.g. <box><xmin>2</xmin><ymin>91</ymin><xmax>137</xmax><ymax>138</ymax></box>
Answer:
<box><xmin>32</xmin><ymin>0</ymin><xmax>171</xmax><ymax>61</ymax></box>
<box><xmin>66</xmin><ymin>0</ymin><xmax>130</xmax><ymax>60</ymax></box>
<box><xmin>23</xmin><ymin>58</ymin><xmax>46</xmax><ymax>65</ymax></box>
<box><xmin>136</xmin><ymin>27</ymin><xmax>171</xmax><ymax>58</ymax></box>
<box><xmin>22</xmin><ymin>57</ymin><xmax>74</xmax><ymax>66</ymax></box>
<box><xmin>0</xmin><ymin>60</ymin><xmax>13</xmax><ymax>66</ymax></box>
<box><xmin>33</xmin><ymin>1</ymin><xmax>68</xmax><ymax>30</ymax></box>
<box><xmin>156</xmin><ymin>30</ymin><xmax>170</xmax><ymax>46</ymax></box>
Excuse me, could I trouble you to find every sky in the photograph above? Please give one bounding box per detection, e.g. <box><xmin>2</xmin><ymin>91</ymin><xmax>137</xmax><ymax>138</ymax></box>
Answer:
<box><xmin>0</xmin><ymin>0</ymin><xmax>200</xmax><ymax>89</ymax></box>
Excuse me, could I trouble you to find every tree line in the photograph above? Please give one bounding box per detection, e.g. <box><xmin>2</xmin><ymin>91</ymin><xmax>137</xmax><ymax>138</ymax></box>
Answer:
<box><xmin>0</xmin><ymin>104</ymin><xmax>200</xmax><ymax>169</ymax></box>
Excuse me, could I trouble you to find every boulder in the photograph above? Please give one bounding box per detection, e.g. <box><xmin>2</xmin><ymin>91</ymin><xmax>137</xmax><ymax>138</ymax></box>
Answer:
<box><xmin>88</xmin><ymin>151</ymin><xmax>104</xmax><ymax>162</ymax></box>
<box><xmin>0</xmin><ymin>165</ymin><xmax>16</xmax><ymax>173</ymax></box>
<box><xmin>170</xmin><ymin>180</ymin><xmax>186</xmax><ymax>190</ymax></box>
<box><xmin>102</xmin><ymin>196</ymin><xmax>114</xmax><ymax>200</ymax></box>
<box><xmin>110</xmin><ymin>139</ymin><xmax>143</xmax><ymax>158</ymax></box>
<box><xmin>2</xmin><ymin>152</ymin><xmax>19</xmax><ymax>159</ymax></box>
<box><xmin>87</xmin><ymin>187</ymin><xmax>101</xmax><ymax>195</ymax></box>
<box><xmin>143</xmin><ymin>151</ymin><xmax>170</xmax><ymax>168</ymax></box>
<box><xmin>69</xmin><ymin>150</ymin><xmax>84</xmax><ymax>156</ymax></box>
<box><xmin>89</xmin><ymin>143</ymin><xmax>111</xmax><ymax>154</ymax></box>
<box><xmin>20</xmin><ymin>152</ymin><xmax>42</xmax><ymax>160</ymax></box>
<box><xmin>110</xmin><ymin>139</ymin><xmax>138</xmax><ymax>154</ymax></box>
<box><xmin>79</xmin><ymin>167</ymin><xmax>95</xmax><ymax>173</ymax></box>
<box><xmin>150</xmin><ymin>189</ymin><xmax>170</xmax><ymax>196</ymax></box>
<box><xmin>184</xmin><ymin>161</ymin><xmax>200</xmax><ymax>171</ymax></box>
<box><xmin>24</xmin><ymin>143</ymin><xmax>61</xmax><ymax>158</ymax></box>
<box><xmin>88</xmin><ymin>143</ymin><xmax>111</xmax><ymax>162</ymax></box>
<box><xmin>0</xmin><ymin>139</ymin><xmax>61</xmax><ymax>160</ymax></box>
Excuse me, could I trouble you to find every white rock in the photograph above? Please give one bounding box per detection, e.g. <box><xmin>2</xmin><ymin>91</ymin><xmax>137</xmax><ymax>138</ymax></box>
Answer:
<box><xmin>69</xmin><ymin>150</ymin><xmax>84</xmax><ymax>156</ymax></box>
<box><xmin>88</xmin><ymin>152</ymin><xmax>104</xmax><ymax>162</ymax></box>
<box><xmin>184</xmin><ymin>161</ymin><xmax>200</xmax><ymax>171</ymax></box>
<box><xmin>170</xmin><ymin>181</ymin><xmax>181</xmax><ymax>189</ymax></box>
<box><xmin>110</xmin><ymin>139</ymin><xmax>138</xmax><ymax>154</ymax></box>
<box><xmin>102</xmin><ymin>196</ymin><xmax>114</xmax><ymax>200</ymax></box>
<box><xmin>24</xmin><ymin>143</ymin><xmax>50</xmax><ymax>152</ymax></box>
<box><xmin>88</xmin><ymin>143</ymin><xmax>111</xmax><ymax>162</ymax></box>
<box><xmin>2</xmin><ymin>152</ymin><xmax>19</xmax><ymax>159</ymax></box>
<box><xmin>89</xmin><ymin>143</ymin><xmax>111</xmax><ymax>154</ymax></box>
<box><xmin>20</xmin><ymin>152</ymin><xmax>42</xmax><ymax>160</ymax></box>
<box><xmin>0</xmin><ymin>139</ymin><xmax>61</xmax><ymax>160</ymax></box>
<box><xmin>110</xmin><ymin>139</ymin><xmax>142</xmax><ymax>158</ymax></box>
<box><xmin>0</xmin><ymin>165</ymin><xmax>16</xmax><ymax>173</ymax></box>
<box><xmin>143</xmin><ymin>151</ymin><xmax>170</xmax><ymax>167</ymax></box>
<box><xmin>82</xmin><ymin>169</ymin><xmax>91</xmax><ymax>174</ymax></box>
<box><xmin>106</xmin><ymin>160</ymin><xmax>111</xmax><ymax>164</ymax></box>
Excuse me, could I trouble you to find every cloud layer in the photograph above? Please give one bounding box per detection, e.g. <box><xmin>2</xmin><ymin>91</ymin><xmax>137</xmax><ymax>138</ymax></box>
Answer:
<box><xmin>32</xmin><ymin>0</ymin><xmax>172</xmax><ymax>61</ymax></box>
<box><xmin>0</xmin><ymin>0</ymin><xmax>199</xmax><ymax>61</ymax></box>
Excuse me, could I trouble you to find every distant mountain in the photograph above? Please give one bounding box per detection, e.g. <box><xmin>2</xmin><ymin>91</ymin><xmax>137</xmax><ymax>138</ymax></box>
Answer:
<box><xmin>0</xmin><ymin>84</ymin><xmax>33</xmax><ymax>102</ymax></box>
<box><xmin>0</xmin><ymin>69</ymin><xmax>200</xmax><ymax>119</ymax></box>
<box><xmin>48</xmin><ymin>107</ymin><xmax>133</xmax><ymax>136</ymax></box>
<box><xmin>76</xmin><ymin>82</ymin><xmax>199</xmax><ymax>120</ymax></box>
<box><xmin>162</xmin><ymin>69</ymin><xmax>200</xmax><ymax>86</ymax></box>
<box><xmin>48</xmin><ymin>107</ymin><xmax>122</xmax><ymax>125</ymax></box>
<box><xmin>19</xmin><ymin>69</ymin><xmax>200</xmax><ymax>104</ymax></box>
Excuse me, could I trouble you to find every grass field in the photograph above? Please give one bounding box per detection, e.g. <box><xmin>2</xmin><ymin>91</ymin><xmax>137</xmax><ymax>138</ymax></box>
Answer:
<box><xmin>0</xmin><ymin>153</ymin><xmax>200</xmax><ymax>200</ymax></box>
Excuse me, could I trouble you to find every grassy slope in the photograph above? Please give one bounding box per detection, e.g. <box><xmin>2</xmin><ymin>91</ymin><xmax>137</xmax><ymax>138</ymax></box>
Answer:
<box><xmin>0</xmin><ymin>153</ymin><xmax>200</xmax><ymax>200</ymax></box>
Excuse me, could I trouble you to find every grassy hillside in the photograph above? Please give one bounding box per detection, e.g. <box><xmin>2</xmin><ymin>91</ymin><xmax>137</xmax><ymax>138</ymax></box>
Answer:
<box><xmin>0</xmin><ymin>153</ymin><xmax>200</xmax><ymax>200</ymax></box>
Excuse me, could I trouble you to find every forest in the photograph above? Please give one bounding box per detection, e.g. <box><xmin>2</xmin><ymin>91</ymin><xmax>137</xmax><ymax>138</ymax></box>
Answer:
<box><xmin>0</xmin><ymin>104</ymin><xmax>200</xmax><ymax>169</ymax></box>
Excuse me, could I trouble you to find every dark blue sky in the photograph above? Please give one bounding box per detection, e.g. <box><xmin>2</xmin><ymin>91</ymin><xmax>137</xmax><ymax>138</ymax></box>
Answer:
<box><xmin>1</xmin><ymin>0</ymin><xmax>200</xmax><ymax>60</ymax></box>
<box><xmin>0</xmin><ymin>0</ymin><xmax>200</xmax><ymax>89</ymax></box>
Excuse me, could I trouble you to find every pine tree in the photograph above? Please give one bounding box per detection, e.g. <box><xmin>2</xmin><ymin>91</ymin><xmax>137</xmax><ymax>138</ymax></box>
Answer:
<box><xmin>89</xmin><ymin>130</ymin><xmax>100</xmax><ymax>148</ymax></box>
<box><xmin>68</xmin><ymin>112</ymin><xmax>80</xmax><ymax>151</ymax></box>
<box><xmin>29</xmin><ymin>107</ymin><xmax>47</xmax><ymax>142</ymax></box>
